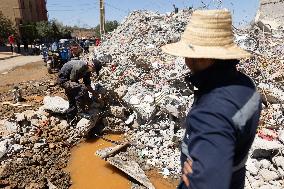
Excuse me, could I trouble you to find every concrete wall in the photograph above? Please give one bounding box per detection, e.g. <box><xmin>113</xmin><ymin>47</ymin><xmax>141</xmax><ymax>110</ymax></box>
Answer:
<box><xmin>0</xmin><ymin>0</ymin><xmax>22</xmax><ymax>25</ymax></box>
<box><xmin>0</xmin><ymin>0</ymin><xmax>47</xmax><ymax>26</ymax></box>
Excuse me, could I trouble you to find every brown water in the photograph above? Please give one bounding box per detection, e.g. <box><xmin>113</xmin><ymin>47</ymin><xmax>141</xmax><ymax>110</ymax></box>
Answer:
<box><xmin>68</xmin><ymin>135</ymin><xmax>178</xmax><ymax>189</ymax></box>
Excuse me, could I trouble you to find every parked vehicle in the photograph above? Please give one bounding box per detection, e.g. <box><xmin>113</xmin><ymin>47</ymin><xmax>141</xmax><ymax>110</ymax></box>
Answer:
<box><xmin>46</xmin><ymin>47</ymin><xmax>71</xmax><ymax>74</ymax></box>
<box><xmin>42</xmin><ymin>44</ymin><xmax>49</xmax><ymax>63</ymax></box>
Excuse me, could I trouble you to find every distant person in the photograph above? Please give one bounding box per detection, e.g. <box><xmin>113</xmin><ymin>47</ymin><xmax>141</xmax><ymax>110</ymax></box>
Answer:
<box><xmin>95</xmin><ymin>37</ymin><xmax>101</xmax><ymax>46</ymax></box>
<box><xmin>51</xmin><ymin>41</ymin><xmax>58</xmax><ymax>52</ymax></box>
<box><xmin>79</xmin><ymin>40</ymin><xmax>85</xmax><ymax>49</ymax></box>
<box><xmin>84</xmin><ymin>39</ymin><xmax>90</xmax><ymax>53</ymax></box>
<box><xmin>23</xmin><ymin>38</ymin><xmax>29</xmax><ymax>55</ymax></box>
<box><xmin>173</xmin><ymin>4</ymin><xmax>179</xmax><ymax>14</ymax></box>
<box><xmin>8</xmin><ymin>34</ymin><xmax>15</xmax><ymax>54</ymax></box>
<box><xmin>16</xmin><ymin>37</ymin><xmax>21</xmax><ymax>53</ymax></box>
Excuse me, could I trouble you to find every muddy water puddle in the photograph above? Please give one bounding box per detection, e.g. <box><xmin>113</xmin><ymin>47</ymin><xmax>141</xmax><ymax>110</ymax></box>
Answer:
<box><xmin>68</xmin><ymin>135</ymin><xmax>178</xmax><ymax>189</ymax></box>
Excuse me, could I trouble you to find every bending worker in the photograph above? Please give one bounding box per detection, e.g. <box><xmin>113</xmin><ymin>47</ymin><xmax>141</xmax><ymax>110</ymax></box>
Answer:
<box><xmin>58</xmin><ymin>59</ymin><xmax>101</xmax><ymax>120</ymax></box>
<box><xmin>162</xmin><ymin>10</ymin><xmax>262</xmax><ymax>189</ymax></box>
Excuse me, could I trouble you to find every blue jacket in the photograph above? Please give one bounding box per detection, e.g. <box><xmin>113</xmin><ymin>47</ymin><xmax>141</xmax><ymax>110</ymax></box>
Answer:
<box><xmin>179</xmin><ymin>63</ymin><xmax>262</xmax><ymax>189</ymax></box>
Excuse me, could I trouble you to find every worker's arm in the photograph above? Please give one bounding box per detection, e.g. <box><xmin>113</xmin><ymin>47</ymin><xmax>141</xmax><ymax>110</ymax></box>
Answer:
<box><xmin>182</xmin><ymin>99</ymin><xmax>237</xmax><ymax>189</ymax></box>
<box><xmin>83</xmin><ymin>72</ymin><xmax>99</xmax><ymax>98</ymax></box>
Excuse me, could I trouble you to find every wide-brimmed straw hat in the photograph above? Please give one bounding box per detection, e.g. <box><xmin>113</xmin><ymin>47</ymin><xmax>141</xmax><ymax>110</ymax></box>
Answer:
<box><xmin>162</xmin><ymin>9</ymin><xmax>251</xmax><ymax>59</ymax></box>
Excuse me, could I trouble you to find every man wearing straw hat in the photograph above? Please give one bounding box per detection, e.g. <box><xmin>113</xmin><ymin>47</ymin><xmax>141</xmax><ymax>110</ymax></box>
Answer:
<box><xmin>162</xmin><ymin>10</ymin><xmax>262</xmax><ymax>189</ymax></box>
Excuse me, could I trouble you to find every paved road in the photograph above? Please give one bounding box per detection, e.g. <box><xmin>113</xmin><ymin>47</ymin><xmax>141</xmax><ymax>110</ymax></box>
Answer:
<box><xmin>0</xmin><ymin>55</ymin><xmax>43</xmax><ymax>73</ymax></box>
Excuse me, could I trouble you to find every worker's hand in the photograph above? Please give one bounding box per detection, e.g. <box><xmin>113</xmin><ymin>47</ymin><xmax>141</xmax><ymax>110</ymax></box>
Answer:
<box><xmin>182</xmin><ymin>159</ymin><xmax>193</xmax><ymax>187</ymax></box>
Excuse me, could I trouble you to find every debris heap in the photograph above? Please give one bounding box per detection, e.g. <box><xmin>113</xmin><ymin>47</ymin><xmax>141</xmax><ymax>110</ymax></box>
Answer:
<box><xmin>94</xmin><ymin>9</ymin><xmax>284</xmax><ymax>189</ymax></box>
<box><xmin>0</xmin><ymin>8</ymin><xmax>284</xmax><ymax>189</ymax></box>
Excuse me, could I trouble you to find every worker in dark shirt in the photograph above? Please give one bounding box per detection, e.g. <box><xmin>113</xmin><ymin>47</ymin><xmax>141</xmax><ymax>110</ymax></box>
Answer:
<box><xmin>162</xmin><ymin>10</ymin><xmax>262</xmax><ymax>189</ymax></box>
<box><xmin>58</xmin><ymin>59</ymin><xmax>101</xmax><ymax>120</ymax></box>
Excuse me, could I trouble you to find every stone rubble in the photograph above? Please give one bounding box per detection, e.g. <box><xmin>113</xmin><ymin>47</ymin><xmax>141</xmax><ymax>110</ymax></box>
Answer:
<box><xmin>93</xmin><ymin>9</ymin><xmax>284</xmax><ymax>189</ymax></box>
<box><xmin>0</xmin><ymin>8</ymin><xmax>284</xmax><ymax>189</ymax></box>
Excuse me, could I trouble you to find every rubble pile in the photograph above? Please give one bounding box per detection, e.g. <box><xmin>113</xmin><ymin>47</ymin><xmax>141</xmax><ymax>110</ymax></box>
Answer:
<box><xmin>96</xmin><ymin>10</ymin><xmax>192</xmax><ymax>64</ymax></box>
<box><xmin>237</xmin><ymin>30</ymin><xmax>284</xmax><ymax>189</ymax></box>
<box><xmin>0</xmin><ymin>80</ymin><xmax>62</xmax><ymax>118</ymax></box>
<box><xmin>93</xmin><ymin>10</ymin><xmax>195</xmax><ymax>180</ymax></box>
<box><xmin>94</xmin><ymin>9</ymin><xmax>284</xmax><ymax>188</ymax></box>
<box><xmin>0</xmin><ymin>84</ymin><xmax>97</xmax><ymax>188</ymax></box>
<box><xmin>0</xmin><ymin>7</ymin><xmax>283</xmax><ymax>189</ymax></box>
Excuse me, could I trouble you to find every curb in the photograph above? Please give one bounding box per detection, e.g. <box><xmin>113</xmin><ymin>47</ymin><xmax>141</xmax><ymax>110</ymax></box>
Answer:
<box><xmin>0</xmin><ymin>54</ymin><xmax>21</xmax><ymax>61</ymax></box>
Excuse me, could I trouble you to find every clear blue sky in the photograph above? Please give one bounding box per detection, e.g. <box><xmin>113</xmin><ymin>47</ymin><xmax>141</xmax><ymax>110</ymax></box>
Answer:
<box><xmin>47</xmin><ymin>0</ymin><xmax>260</xmax><ymax>28</ymax></box>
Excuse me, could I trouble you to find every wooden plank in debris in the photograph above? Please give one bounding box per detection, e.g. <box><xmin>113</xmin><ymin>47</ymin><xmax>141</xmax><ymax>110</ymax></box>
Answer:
<box><xmin>1</xmin><ymin>102</ymin><xmax>32</xmax><ymax>107</ymax></box>
<box><xmin>96</xmin><ymin>142</ymin><xmax>130</xmax><ymax>159</ymax></box>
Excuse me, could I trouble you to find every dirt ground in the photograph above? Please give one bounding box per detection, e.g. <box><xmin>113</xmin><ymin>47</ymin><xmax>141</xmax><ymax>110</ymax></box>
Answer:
<box><xmin>0</xmin><ymin>61</ymin><xmax>52</xmax><ymax>92</ymax></box>
<box><xmin>0</xmin><ymin>61</ymin><xmax>180</xmax><ymax>189</ymax></box>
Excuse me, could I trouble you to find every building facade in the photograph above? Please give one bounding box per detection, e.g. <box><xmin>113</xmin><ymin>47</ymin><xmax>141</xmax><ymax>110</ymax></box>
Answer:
<box><xmin>0</xmin><ymin>0</ymin><xmax>48</xmax><ymax>27</ymax></box>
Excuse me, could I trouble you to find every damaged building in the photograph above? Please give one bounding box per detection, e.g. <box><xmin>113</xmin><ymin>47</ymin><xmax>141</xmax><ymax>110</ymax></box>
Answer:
<box><xmin>255</xmin><ymin>0</ymin><xmax>284</xmax><ymax>32</ymax></box>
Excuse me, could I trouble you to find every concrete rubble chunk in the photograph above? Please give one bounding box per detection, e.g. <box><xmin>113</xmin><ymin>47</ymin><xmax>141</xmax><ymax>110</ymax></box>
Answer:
<box><xmin>43</xmin><ymin>96</ymin><xmax>69</xmax><ymax>114</ymax></box>
<box><xmin>260</xmin><ymin>159</ymin><xmax>272</xmax><ymax>169</ymax></box>
<box><xmin>278</xmin><ymin>130</ymin><xmax>284</xmax><ymax>143</ymax></box>
<box><xmin>272</xmin><ymin>156</ymin><xmax>284</xmax><ymax>168</ymax></box>
<box><xmin>251</xmin><ymin>137</ymin><xmax>284</xmax><ymax>158</ymax></box>
<box><xmin>110</xmin><ymin>106</ymin><xmax>126</xmax><ymax>118</ymax></box>
<box><xmin>107</xmin><ymin>154</ymin><xmax>155</xmax><ymax>189</ymax></box>
<box><xmin>246</xmin><ymin>158</ymin><xmax>260</xmax><ymax>175</ymax></box>
<box><xmin>259</xmin><ymin>169</ymin><xmax>280</xmax><ymax>181</ymax></box>
<box><xmin>258</xmin><ymin>83</ymin><xmax>284</xmax><ymax>104</ymax></box>
<box><xmin>0</xmin><ymin>140</ymin><xmax>8</xmax><ymax>159</ymax></box>
<box><xmin>258</xmin><ymin>185</ymin><xmax>283</xmax><ymax>189</ymax></box>
<box><xmin>3</xmin><ymin>121</ymin><xmax>19</xmax><ymax>133</ymax></box>
<box><xmin>68</xmin><ymin>109</ymin><xmax>100</xmax><ymax>143</ymax></box>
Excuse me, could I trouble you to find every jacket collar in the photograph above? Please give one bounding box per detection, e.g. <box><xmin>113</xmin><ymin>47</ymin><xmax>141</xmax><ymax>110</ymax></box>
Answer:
<box><xmin>185</xmin><ymin>63</ymin><xmax>238</xmax><ymax>93</ymax></box>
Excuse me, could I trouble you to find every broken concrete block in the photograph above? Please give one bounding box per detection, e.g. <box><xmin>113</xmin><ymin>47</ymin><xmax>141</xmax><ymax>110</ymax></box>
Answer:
<box><xmin>260</xmin><ymin>159</ymin><xmax>272</xmax><ymax>169</ymax></box>
<box><xmin>258</xmin><ymin>83</ymin><xmax>284</xmax><ymax>104</ymax></box>
<box><xmin>68</xmin><ymin>110</ymin><xmax>100</xmax><ymax>143</ymax></box>
<box><xmin>272</xmin><ymin>156</ymin><xmax>284</xmax><ymax>168</ymax></box>
<box><xmin>43</xmin><ymin>96</ymin><xmax>69</xmax><ymax>114</ymax></box>
<box><xmin>110</xmin><ymin>106</ymin><xmax>126</xmax><ymax>118</ymax></box>
<box><xmin>114</xmin><ymin>85</ymin><xmax>128</xmax><ymax>99</ymax></box>
<box><xmin>278</xmin><ymin>130</ymin><xmax>284</xmax><ymax>143</ymax></box>
<box><xmin>246</xmin><ymin>158</ymin><xmax>260</xmax><ymax>176</ymax></box>
<box><xmin>107</xmin><ymin>154</ymin><xmax>155</xmax><ymax>189</ymax></box>
<box><xmin>259</xmin><ymin>169</ymin><xmax>279</xmax><ymax>181</ymax></box>
<box><xmin>251</xmin><ymin>137</ymin><xmax>284</xmax><ymax>158</ymax></box>
<box><xmin>3</xmin><ymin>121</ymin><xmax>18</xmax><ymax>133</ymax></box>
<box><xmin>0</xmin><ymin>140</ymin><xmax>8</xmax><ymax>159</ymax></box>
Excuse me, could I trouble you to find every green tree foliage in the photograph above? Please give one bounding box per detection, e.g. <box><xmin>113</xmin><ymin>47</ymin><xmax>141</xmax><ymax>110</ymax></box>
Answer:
<box><xmin>94</xmin><ymin>20</ymin><xmax>119</xmax><ymax>38</ymax></box>
<box><xmin>20</xmin><ymin>19</ymin><xmax>73</xmax><ymax>43</ymax></box>
<box><xmin>0</xmin><ymin>11</ymin><xmax>15</xmax><ymax>44</ymax></box>
<box><xmin>20</xmin><ymin>22</ymin><xmax>38</xmax><ymax>42</ymax></box>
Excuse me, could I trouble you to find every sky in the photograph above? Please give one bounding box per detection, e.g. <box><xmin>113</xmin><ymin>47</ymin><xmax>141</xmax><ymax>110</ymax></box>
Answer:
<box><xmin>47</xmin><ymin>0</ymin><xmax>260</xmax><ymax>28</ymax></box>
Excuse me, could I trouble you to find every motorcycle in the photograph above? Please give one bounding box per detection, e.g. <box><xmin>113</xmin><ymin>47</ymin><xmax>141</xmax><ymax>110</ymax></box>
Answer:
<box><xmin>47</xmin><ymin>47</ymin><xmax>71</xmax><ymax>74</ymax></box>
<box><xmin>42</xmin><ymin>44</ymin><xmax>49</xmax><ymax>63</ymax></box>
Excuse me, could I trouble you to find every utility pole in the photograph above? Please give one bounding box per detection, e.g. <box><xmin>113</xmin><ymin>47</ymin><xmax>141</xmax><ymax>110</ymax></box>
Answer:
<box><xmin>99</xmin><ymin>0</ymin><xmax>105</xmax><ymax>36</ymax></box>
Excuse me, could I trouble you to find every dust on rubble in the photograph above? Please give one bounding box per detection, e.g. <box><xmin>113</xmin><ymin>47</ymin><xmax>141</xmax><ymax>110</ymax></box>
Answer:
<box><xmin>1</xmin><ymin>7</ymin><xmax>284</xmax><ymax>189</ymax></box>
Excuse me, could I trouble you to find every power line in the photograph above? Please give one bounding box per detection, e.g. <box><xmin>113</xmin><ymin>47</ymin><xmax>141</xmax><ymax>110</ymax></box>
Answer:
<box><xmin>104</xmin><ymin>1</ymin><xmax>128</xmax><ymax>14</ymax></box>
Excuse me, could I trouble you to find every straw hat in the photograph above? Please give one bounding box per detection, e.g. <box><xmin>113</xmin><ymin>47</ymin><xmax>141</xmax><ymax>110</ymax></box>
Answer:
<box><xmin>162</xmin><ymin>9</ymin><xmax>251</xmax><ymax>59</ymax></box>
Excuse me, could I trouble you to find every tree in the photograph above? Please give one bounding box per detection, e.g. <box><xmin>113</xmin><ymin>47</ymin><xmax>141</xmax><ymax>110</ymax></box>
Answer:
<box><xmin>94</xmin><ymin>20</ymin><xmax>119</xmax><ymax>38</ymax></box>
<box><xmin>0</xmin><ymin>11</ymin><xmax>15</xmax><ymax>45</ymax></box>
<box><xmin>33</xmin><ymin>20</ymin><xmax>73</xmax><ymax>42</ymax></box>
<box><xmin>20</xmin><ymin>22</ymin><xmax>38</xmax><ymax>43</ymax></box>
